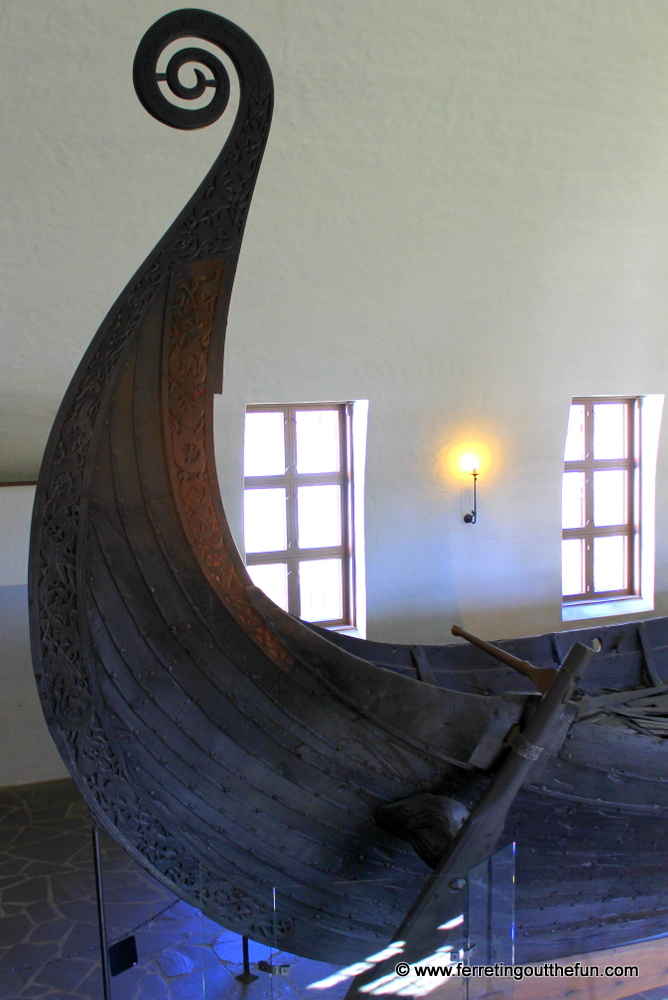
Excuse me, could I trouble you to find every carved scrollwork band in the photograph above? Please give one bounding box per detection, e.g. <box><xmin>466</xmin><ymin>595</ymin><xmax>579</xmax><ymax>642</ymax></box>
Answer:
<box><xmin>32</xmin><ymin>9</ymin><xmax>275</xmax><ymax>931</ymax></box>
<box><xmin>165</xmin><ymin>259</ymin><xmax>291</xmax><ymax>665</ymax></box>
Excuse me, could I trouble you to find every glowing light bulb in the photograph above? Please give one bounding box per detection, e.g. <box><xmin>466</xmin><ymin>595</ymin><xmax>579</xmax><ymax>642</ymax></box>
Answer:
<box><xmin>459</xmin><ymin>453</ymin><xmax>479</xmax><ymax>475</ymax></box>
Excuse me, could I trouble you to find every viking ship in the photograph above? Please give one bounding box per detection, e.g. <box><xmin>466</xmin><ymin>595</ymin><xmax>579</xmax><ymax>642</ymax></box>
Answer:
<box><xmin>29</xmin><ymin>8</ymin><xmax>668</xmax><ymax>971</ymax></box>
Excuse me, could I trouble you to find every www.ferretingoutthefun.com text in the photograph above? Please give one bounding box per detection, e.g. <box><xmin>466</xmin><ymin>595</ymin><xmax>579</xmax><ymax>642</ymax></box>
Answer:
<box><xmin>393</xmin><ymin>961</ymin><xmax>639</xmax><ymax>982</ymax></box>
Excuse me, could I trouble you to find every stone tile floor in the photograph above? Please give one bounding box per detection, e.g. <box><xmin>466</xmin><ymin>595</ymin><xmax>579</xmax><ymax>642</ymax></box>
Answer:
<box><xmin>0</xmin><ymin>778</ymin><xmax>667</xmax><ymax>1000</ymax></box>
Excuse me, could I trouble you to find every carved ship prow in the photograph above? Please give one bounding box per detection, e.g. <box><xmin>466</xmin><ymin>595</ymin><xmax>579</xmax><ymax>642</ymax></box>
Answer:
<box><xmin>30</xmin><ymin>9</ymin><xmax>668</xmax><ymax>966</ymax></box>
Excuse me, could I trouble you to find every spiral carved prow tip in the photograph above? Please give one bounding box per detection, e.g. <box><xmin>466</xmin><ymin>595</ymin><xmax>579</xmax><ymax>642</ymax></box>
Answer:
<box><xmin>132</xmin><ymin>8</ymin><xmax>258</xmax><ymax>131</ymax></box>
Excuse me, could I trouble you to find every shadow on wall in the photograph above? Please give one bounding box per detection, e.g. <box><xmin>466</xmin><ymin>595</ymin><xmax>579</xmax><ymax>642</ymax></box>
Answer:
<box><xmin>0</xmin><ymin>584</ymin><xmax>68</xmax><ymax>787</ymax></box>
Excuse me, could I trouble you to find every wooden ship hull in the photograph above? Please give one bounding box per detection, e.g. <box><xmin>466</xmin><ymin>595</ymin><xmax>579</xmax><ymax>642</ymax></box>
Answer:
<box><xmin>28</xmin><ymin>8</ymin><xmax>668</xmax><ymax>968</ymax></box>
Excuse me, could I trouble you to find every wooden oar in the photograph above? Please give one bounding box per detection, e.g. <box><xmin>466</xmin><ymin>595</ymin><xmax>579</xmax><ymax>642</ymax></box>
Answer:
<box><xmin>346</xmin><ymin>640</ymin><xmax>596</xmax><ymax>998</ymax></box>
<box><xmin>451</xmin><ymin>623</ymin><xmax>557</xmax><ymax>693</ymax></box>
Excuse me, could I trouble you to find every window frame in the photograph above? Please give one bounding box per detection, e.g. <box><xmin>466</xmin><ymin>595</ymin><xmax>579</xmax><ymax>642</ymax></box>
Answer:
<box><xmin>244</xmin><ymin>402</ymin><xmax>355</xmax><ymax>627</ymax></box>
<box><xmin>562</xmin><ymin>395</ymin><xmax>640</xmax><ymax>606</ymax></box>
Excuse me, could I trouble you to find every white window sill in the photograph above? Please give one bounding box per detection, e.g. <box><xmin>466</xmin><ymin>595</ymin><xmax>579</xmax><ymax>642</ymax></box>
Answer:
<box><xmin>325</xmin><ymin>625</ymin><xmax>361</xmax><ymax>638</ymax></box>
<box><xmin>562</xmin><ymin>596</ymin><xmax>653</xmax><ymax>622</ymax></box>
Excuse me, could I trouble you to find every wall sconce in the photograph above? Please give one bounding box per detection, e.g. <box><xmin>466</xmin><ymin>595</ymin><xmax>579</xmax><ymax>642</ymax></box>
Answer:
<box><xmin>460</xmin><ymin>453</ymin><xmax>479</xmax><ymax>524</ymax></box>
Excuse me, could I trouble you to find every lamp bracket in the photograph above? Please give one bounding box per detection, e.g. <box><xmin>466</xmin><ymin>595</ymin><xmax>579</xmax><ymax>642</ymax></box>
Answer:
<box><xmin>463</xmin><ymin>471</ymin><xmax>478</xmax><ymax>524</ymax></box>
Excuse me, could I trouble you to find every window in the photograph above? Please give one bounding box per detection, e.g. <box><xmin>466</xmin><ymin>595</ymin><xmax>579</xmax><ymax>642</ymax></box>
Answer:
<box><xmin>562</xmin><ymin>397</ymin><xmax>639</xmax><ymax>605</ymax></box>
<box><xmin>243</xmin><ymin>403</ymin><xmax>356</xmax><ymax>627</ymax></box>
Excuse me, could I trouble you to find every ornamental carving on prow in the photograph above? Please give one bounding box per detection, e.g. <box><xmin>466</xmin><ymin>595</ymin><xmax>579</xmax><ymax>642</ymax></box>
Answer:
<box><xmin>31</xmin><ymin>9</ymin><xmax>276</xmax><ymax>909</ymax></box>
<box><xmin>166</xmin><ymin>261</ymin><xmax>291</xmax><ymax>667</ymax></box>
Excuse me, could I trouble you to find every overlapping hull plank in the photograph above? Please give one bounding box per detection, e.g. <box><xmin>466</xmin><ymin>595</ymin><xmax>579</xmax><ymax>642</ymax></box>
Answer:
<box><xmin>30</xmin><ymin>8</ymin><xmax>668</xmax><ymax>967</ymax></box>
<box><xmin>80</xmin><ymin>256</ymin><xmax>492</xmax><ymax>960</ymax></box>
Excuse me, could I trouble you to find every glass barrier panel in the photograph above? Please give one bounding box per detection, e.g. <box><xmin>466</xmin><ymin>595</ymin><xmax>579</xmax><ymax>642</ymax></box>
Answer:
<box><xmin>268</xmin><ymin>873</ymin><xmax>467</xmax><ymax>1000</ymax></box>
<box><xmin>5</xmin><ymin>781</ymin><xmax>667</xmax><ymax>1000</ymax></box>
<box><xmin>197</xmin><ymin>873</ymin><xmax>274</xmax><ymax>998</ymax></box>
<box><xmin>98</xmin><ymin>829</ymin><xmax>208</xmax><ymax>1000</ymax></box>
<box><xmin>466</xmin><ymin>842</ymin><xmax>515</xmax><ymax>1000</ymax></box>
<box><xmin>186</xmin><ymin>849</ymin><xmax>515</xmax><ymax>1000</ymax></box>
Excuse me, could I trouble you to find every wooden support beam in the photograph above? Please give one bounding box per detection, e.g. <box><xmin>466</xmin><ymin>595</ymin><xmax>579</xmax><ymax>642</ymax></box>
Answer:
<box><xmin>638</xmin><ymin>620</ymin><xmax>663</xmax><ymax>687</ymax></box>
<box><xmin>410</xmin><ymin>644</ymin><xmax>438</xmax><ymax>685</ymax></box>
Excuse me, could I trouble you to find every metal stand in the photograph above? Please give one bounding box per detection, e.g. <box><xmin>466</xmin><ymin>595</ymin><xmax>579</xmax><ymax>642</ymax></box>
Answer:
<box><xmin>235</xmin><ymin>936</ymin><xmax>258</xmax><ymax>984</ymax></box>
<box><xmin>92</xmin><ymin>825</ymin><xmax>112</xmax><ymax>1000</ymax></box>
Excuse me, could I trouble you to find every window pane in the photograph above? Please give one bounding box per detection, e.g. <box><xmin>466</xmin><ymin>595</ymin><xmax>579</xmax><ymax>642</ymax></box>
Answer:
<box><xmin>593</xmin><ymin>535</ymin><xmax>627</xmax><ymax>593</ymax></box>
<box><xmin>244</xmin><ymin>489</ymin><xmax>287</xmax><ymax>553</ymax></box>
<box><xmin>247</xmin><ymin>563</ymin><xmax>289</xmax><ymax>611</ymax></box>
<box><xmin>593</xmin><ymin>403</ymin><xmax>626</xmax><ymax>460</ymax></box>
<box><xmin>244</xmin><ymin>411</ymin><xmax>285</xmax><ymax>476</ymax></box>
<box><xmin>562</xmin><ymin>472</ymin><xmax>585</xmax><ymax>529</ymax></box>
<box><xmin>593</xmin><ymin>470</ymin><xmax>627</xmax><ymax>527</ymax></box>
<box><xmin>295</xmin><ymin>410</ymin><xmax>340</xmax><ymax>474</ymax></box>
<box><xmin>299</xmin><ymin>559</ymin><xmax>343</xmax><ymax>622</ymax></box>
<box><xmin>562</xmin><ymin>538</ymin><xmax>585</xmax><ymax>596</ymax></box>
<box><xmin>564</xmin><ymin>404</ymin><xmax>585</xmax><ymax>462</ymax></box>
<box><xmin>297</xmin><ymin>485</ymin><xmax>341</xmax><ymax>548</ymax></box>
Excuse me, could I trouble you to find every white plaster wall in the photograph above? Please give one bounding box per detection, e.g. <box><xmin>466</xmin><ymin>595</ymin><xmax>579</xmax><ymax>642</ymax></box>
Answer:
<box><xmin>0</xmin><ymin>485</ymin><xmax>35</xmax><ymax>586</ymax></box>
<box><xmin>1</xmin><ymin>1</ymin><xmax>668</xmax><ymax>709</ymax></box>
<box><xmin>0</xmin><ymin>584</ymin><xmax>69</xmax><ymax>786</ymax></box>
<box><xmin>0</xmin><ymin>486</ymin><xmax>68</xmax><ymax>784</ymax></box>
